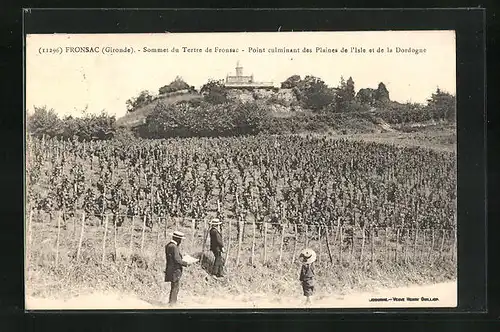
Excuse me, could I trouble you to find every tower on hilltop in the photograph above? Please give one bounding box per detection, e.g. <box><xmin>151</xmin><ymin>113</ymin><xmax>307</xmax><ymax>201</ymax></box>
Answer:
<box><xmin>224</xmin><ymin>61</ymin><xmax>275</xmax><ymax>90</ymax></box>
<box><xmin>235</xmin><ymin>61</ymin><xmax>243</xmax><ymax>76</ymax></box>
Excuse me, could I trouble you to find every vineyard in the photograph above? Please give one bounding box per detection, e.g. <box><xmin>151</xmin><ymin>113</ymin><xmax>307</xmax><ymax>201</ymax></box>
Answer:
<box><xmin>25</xmin><ymin>133</ymin><xmax>457</xmax><ymax>300</ymax></box>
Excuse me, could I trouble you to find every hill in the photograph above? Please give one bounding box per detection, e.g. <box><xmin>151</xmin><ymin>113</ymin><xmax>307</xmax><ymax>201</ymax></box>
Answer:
<box><xmin>116</xmin><ymin>92</ymin><xmax>203</xmax><ymax>128</ymax></box>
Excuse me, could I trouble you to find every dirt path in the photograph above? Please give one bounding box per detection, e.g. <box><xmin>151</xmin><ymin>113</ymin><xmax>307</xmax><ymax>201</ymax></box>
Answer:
<box><xmin>26</xmin><ymin>280</ymin><xmax>456</xmax><ymax>310</ymax></box>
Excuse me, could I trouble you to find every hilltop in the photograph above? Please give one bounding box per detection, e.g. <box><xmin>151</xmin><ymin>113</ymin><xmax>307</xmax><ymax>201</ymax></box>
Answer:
<box><xmin>116</xmin><ymin>91</ymin><xmax>203</xmax><ymax>128</ymax></box>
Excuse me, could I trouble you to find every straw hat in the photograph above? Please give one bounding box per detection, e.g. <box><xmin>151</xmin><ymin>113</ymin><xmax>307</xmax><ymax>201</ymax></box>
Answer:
<box><xmin>171</xmin><ymin>231</ymin><xmax>186</xmax><ymax>240</ymax></box>
<box><xmin>299</xmin><ymin>248</ymin><xmax>317</xmax><ymax>264</ymax></box>
<box><xmin>209</xmin><ymin>218</ymin><xmax>222</xmax><ymax>226</ymax></box>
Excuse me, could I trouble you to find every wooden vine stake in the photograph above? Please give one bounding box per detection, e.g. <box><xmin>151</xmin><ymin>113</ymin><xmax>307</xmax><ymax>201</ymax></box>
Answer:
<box><xmin>191</xmin><ymin>219</ymin><xmax>196</xmax><ymax>248</ymax></box>
<box><xmin>428</xmin><ymin>229</ymin><xmax>435</xmax><ymax>260</ymax></box>
<box><xmin>421</xmin><ymin>229</ymin><xmax>427</xmax><ymax>262</ymax></box>
<box><xmin>370</xmin><ymin>228</ymin><xmax>374</xmax><ymax>264</ymax></box>
<box><xmin>236</xmin><ymin>219</ymin><xmax>243</xmax><ymax>266</ymax></box>
<box><xmin>251</xmin><ymin>220</ymin><xmax>256</xmax><ymax>265</ymax></box>
<box><xmin>305</xmin><ymin>224</ymin><xmax>309</xmax><ymax>248</ymax></box>
<box><xmin>278</xmin><ymin>223</ymin><xmax>285</xmax><ymax>264</ymax></box>
<box><xmin>128</xmin><ymin>216</ymin><xmax>135</xmax><ymax>259</ymax></box>
<box><xmin>350</xmin><ymin>227</ymin><xmax>355</xmax><ymax>260</ymax></box>
<box><xmin>225</xmin><ymin>219</ymin><xmax>232</xmax><ymax>266</ymax></box>
<box><xmin>438</xmin><ymin>229</ymin><xmax>446</xmax><ymax>259</ymax></box>
<box><xmin>113</xmin><ymin>217</ymin><xmax>118</xmax><ymax>262</ymax></box>
<box><xmin>155</xmin><ymin>219</ymin><xmax>161</xmax><ymax>261</ymax></box>
<box><xmin>202</xmin><ymin>218</ymin><xmax>208</xmax><ymax>252</ymax></box>
<box><xmin>317</xmin><ymin>225</ymin><xmax>322</xmax><ymax>263</ymax></box>
<box><xmin>55</xmin><ymin>212</ymin><xmax>62</xmax><ymax>267</ymax></box>
<box><xmin>338</xmin><ymin>226</ymin><xmax>343</xmax><ymax>265</ymax></box>
<box><xmin>324</xmin><ymin>225</ymin><xmax>334</xmax><ymax>264</ymax></box>
<box><xmin>413</xmin><ymin>228</ymin><xmax>418</xmax><ymax>263</ymax></box>
<box><xmin>395</xmin><ymin>228</ymin><xmax>400</xmax><ymax>263</ymax></box>
<box><xmin>101</xmin><ymin>215</ymin><xmax>109</xmax><ymax>265</ymax></box>
<box><xmin>334</xmin><ymin>217</ymin><xmax>341</xmax><ymax>242</ymax></box>
<box><xmin>360</xmin><ymin>227</ymin><xmax>366</xmax><ymax>263</ymax></box>
<box><xmin>403</xmin><ymin>229</ymin><xmax>408</xmax><ymax>264</ymax></box>
<box><xmin>263</xmin><ymin>222</ymin><xmax>268</xmax><ymax>264</ymax></box>
<box><xmin>384</xmin><ymin>227</ymin><xmax>389</xmax><ymax>261</ymax></box>
<box><xmin>141</xmin><ymin>215</ymin><xmax>146</xmax><ymax>252</ymax></box>
<box><xmin>292</xmin><ymin>224</ymin><xmax>298</xmax><ymax>264</ymax></box>
<box><xmin>155</xmin><ymin>217</ymin><xmax>161</xmax><ymax>248</ymax></box>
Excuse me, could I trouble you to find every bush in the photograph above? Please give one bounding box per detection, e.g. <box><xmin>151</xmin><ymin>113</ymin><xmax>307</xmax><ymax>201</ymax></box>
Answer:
<box><xmin>426</xmin><ymin>88</ymin><xmax>456</xmax><ymax>122</ymax></box>
<box><xmin>200</xmin><ymin>79</ymin><xmax>228</xmax><ymax>105</ymax></box>
<box><xmin>126</xmin><ymin>91</ymin><xmax>154</xmax><ymax>113</ymax></box>
<box><xmin>291</xmin><ymin>76</ymin><xmax>336</xmax><ymax>112</ymax></box>
<box><xmin>27</xmin><ymin>107</ymin><xmax>116</xmax><ymax>141</ymax></box>
<box><xmin>27</xmin><ymin>106</ymin><xmax>63</xmax><ymax>139</ymax></box>
<box><xmin>159</xmin><ymin>76</ymin><xmax>192</xmax><ymax>95</ymax></box>
<box><xmin>373</xmin><ymin>102</ymin><xmax>439</xmax><ymax>124</ymax></box>
<box><xmin>141</xmin><ymin>100</ymin><xmax>273</xmax><ymax>138</ymax></box>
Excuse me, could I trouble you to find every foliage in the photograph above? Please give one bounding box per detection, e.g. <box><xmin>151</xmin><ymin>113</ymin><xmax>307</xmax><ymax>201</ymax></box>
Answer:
<box><xmin>356</xmin><ymin>82</ymin><xmax>390</xmax><ymax>107</ymax></box>
<box><xmin>141</xmin><ymin>100</ymin><xmax>271</xmax><ymax>138</ymax></box>
<box><xmin>280</xmin><ymin>75</ymin><xmax>302</xmax><ymax>89</ymax></box>
<box><xmin>373</xmin><ymin>102</ymin><xmax>443</xmax><ymax>124</ymax></box>
<box><xmin>200</xmin><ymin>79</ymin><xmax>228</xmax><ymax>105</ymax></box>
<box><xmin>356</xmin><ymin>88</ymin><xmax>377</xmax><ymax>106</ymax></box>
<box><xmin>374</xmin><ymin>82</ymin><xmax>390</xmax><ymax>104</ymax></box>
<box><xmin>292</xmin><ymin>75</ymin><xmax>336</xmax><ymax>111</ymax></box>
<box><xmin>26</xmin><ymin>134</ymin><xmax>457</xmax><ymax>231</ymax></box>
<box><xmin>334</xmin><ymin>76</ymin><xmax>356</xmax><ymax>112</ymax></box>
<box><xmin>27</xmin><ymin>107</ymin><xmax>117</xmax><ymax>141</ymax></box>
<box><xmin>426</xmin><ymin>88</ymin><xmax>456</xmax><ymax>122</ymax></box>
<box><xmin>159</xmin><ymin>76</ymin><xmax>193</xmax><ymax>95</ymax></box>
<box><xmin>126</xmin><ymin>90</ymin><xmax>155</xmax><ymax>113</ymax></box>
<box><xmin>27</xmin><ymin>106</ymin><xmax>63</xmax><ymax>138</ymax></box>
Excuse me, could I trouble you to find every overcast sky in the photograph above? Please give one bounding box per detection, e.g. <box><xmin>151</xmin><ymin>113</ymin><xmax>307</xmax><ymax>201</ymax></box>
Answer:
<box><xmin>26</xmin><ymin>31</ymin><xmax>456</xmax><ymax>119</ymax></box>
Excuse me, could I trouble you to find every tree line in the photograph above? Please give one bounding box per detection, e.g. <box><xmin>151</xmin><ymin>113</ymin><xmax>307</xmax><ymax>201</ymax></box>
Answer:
<box><xmin>26</xmin><ymin>74</ymin><xmax>456</xmax><ymax>140</ymax></box>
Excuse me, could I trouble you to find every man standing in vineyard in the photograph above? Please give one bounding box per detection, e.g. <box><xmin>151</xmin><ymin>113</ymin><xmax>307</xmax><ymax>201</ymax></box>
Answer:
<box><xmin>209</xmin><ymin>218</ymin><xmax>225</xmax><ymax>278</ymax></box>
<box><xmin>164</xmin><ymin>231</ymin><xmax>189</xmax><ymax>306</ymax></box>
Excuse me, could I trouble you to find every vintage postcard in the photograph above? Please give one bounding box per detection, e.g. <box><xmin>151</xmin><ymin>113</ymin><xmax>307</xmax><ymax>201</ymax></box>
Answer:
<box><xmin>25</xmin><ymin>31</ymin><xmax>457</xmax><ymax>310</ymax></box>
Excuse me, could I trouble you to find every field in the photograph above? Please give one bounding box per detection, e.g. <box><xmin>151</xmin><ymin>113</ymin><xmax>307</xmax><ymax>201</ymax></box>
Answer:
<box><xmin>25</xmin><ymin>127</ymin><xmax>457</xmax><ymax>306</ymax></box>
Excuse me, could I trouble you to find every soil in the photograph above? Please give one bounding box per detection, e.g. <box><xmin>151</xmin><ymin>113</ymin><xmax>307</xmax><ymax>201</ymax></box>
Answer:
<box><xmin>26</xmin><ymin>280</ymin><xmax>457</xmax><ymax>310</ymax></box>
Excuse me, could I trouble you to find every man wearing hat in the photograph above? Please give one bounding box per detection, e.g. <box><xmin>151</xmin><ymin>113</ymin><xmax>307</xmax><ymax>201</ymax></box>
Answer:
<box><xmin>165</xmin><ymin>230</ymin><xmax>189</xmax><ymax>306</ymax></box>
<box><xmin>209</xmin><ymin>218</ymin><xmax>225</xmax><ymax>278</ymax></box>
<box><xmin>299</xmin><ymin>248</ymin><xmax>316</xmax><ymax>305</ymax></box>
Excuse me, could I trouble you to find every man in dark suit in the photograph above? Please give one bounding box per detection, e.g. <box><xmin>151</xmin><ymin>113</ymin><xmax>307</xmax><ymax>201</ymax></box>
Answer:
<box><xmin>165</xmin><ymin>231</ymin><xmax>189</xmax><ymax>306</ymax></box>
<box><xmin>209</xmin><ymin>218</ymin><xmax>225</xmax><ymax>278</ymax></box>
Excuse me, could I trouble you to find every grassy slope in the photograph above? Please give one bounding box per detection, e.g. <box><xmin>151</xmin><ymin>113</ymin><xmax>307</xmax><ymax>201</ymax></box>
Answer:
<box><xmin>27</xmin><ymin>212</ymin><xmax>456</xmax><ymax>301</ymax></box>
<box><xmin>115</xmin><ymin>93</ymin><xmax>203</xmax><ymax>128</ymax></box>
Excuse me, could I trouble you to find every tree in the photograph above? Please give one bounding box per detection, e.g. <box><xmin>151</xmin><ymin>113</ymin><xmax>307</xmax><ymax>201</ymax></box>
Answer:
<box><xmin>281</xmin><ymin>75</ymin><xmax>301</xmax><ymax>89</ymax></box>
<box><xmin>27</xmin><ymin>106</ymin><xmax>63</xmax><ymax>138</ymax></box>
<box><xmin>374</xmin><ymin>82</ymin><xmax>390</xmax><ymax>104</ymax></box>
<box><xmin>293</xmin><ymin>75</ymin><xmax>335</xmax><ymax>111</ymax></box>
<box><xmin>356</xmin><ymin>88</ymin><xmax>376</xmax><ymax>106</ymax></box>
<box><xmin>126</xmin><ymin>90</ymin><xmax>154</xmax><ymax>113</ymax></box>
<box><xmin>200</xmin><ymin>79</ymin><xmax>228</xmax><ymax>105</ymax></box>
<box><xmin>346</xmin><ymin>77</ymin><xmax>355</xmax><ymax>101</ymax></box>
<box><xmin>159</xmin><ymin>76</ymin><xmax>191</xmax><ymax>95</ymax></box>
<box><xmin>334</xmin><ymin>76</ymin><xmax>357</xmax><ymax>111</ymax></box>
<box><xmin>426</xmin><ymin>87</ymin><xmax>456</xmax><ymax>121</ymax></box>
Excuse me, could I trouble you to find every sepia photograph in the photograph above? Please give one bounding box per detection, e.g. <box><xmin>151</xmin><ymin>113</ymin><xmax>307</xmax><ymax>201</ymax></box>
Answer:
<box><xmin>24</xmin><ymin>31</ymin><xmax>457</xmax><ymax>310</ymax></box>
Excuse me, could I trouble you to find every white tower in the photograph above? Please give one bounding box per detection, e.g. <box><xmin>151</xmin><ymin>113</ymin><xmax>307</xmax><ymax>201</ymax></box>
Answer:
<box><xmin>235</xmin><ymin>61</ymin><xmax>243</xmax><ymax>76</ymax></box>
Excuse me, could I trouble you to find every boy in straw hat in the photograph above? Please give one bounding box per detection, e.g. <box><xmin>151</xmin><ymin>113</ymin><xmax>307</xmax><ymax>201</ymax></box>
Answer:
<box><xmin>164</xmin><ymin>231</ymin><xmax>194</xmax><ymax>306</ymax></box>
<box><xmin>299</xmin><ymin>248</ymin><xmax>316</xmax><ymax>305</ymax></box>
<box><xmin>209</xmin><ymin>218</ymin><xmax>225</xmax><ymax>278</ymax></box>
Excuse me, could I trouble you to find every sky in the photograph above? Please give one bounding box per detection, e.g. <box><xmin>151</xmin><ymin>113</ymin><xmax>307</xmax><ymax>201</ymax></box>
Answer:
<box><xmin>26</xmin><ymin>31</ymin><xmax>456</xmax><ymax>119</ymax></box>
